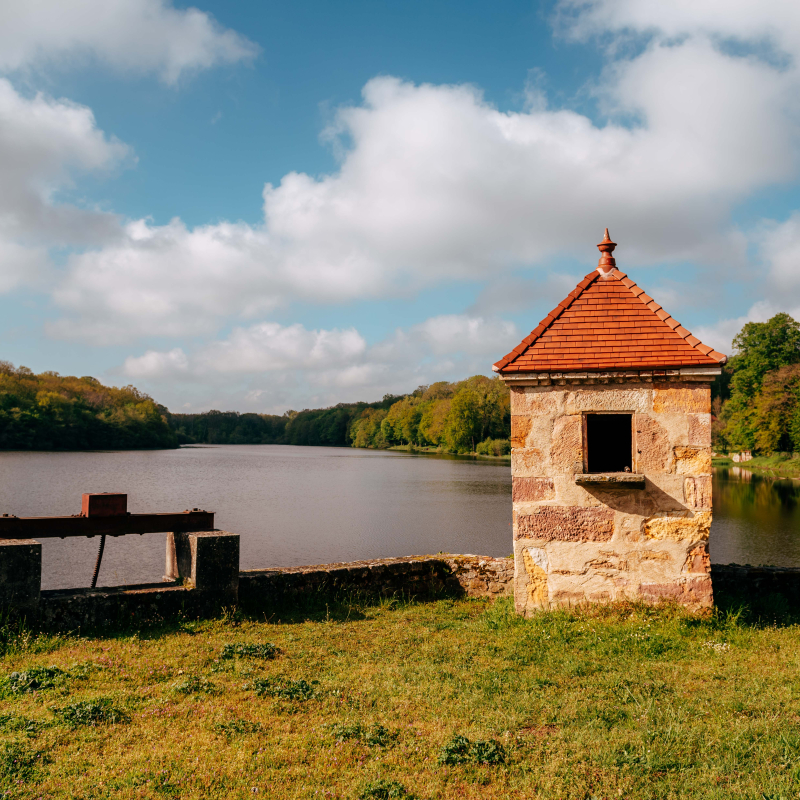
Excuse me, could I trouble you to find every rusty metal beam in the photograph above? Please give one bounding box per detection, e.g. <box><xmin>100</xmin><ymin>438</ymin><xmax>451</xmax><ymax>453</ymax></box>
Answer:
<box><xmin>0</xmin><ymin>511</ymin><xmax>214</xmax><ymax>540</ymax></box>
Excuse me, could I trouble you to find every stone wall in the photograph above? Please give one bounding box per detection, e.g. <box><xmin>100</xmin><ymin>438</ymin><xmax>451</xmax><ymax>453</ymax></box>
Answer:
<box><xmin>238</xmin><ymin>554</ymin><xmax>513</xmax><ymax>609</ymax></box>
<box><xmin>509</xmin><ymin>380</ymin><xmax>713</xmax><ymax>614</ymax></box>
<box><xmin>14</xmin><ymin>557</ymin><xmax>800</xmax><ymax>631</ymax></box>
<box><xmin>30</xmin><ymin>554</ymin><xmax>512</xmax><ymax>631</ymax></box>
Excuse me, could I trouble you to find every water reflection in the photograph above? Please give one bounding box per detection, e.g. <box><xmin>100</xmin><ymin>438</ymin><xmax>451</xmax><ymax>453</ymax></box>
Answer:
<box><xmin>711</xmin><ymin>467</ymin><xmax>800</xmax><ymax>567</ymax></box>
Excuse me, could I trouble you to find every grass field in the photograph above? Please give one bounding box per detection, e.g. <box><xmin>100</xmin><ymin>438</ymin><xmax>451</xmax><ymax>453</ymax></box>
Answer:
<box><xmin>2</xmin><ymin>592</ymin><xmax>800</xmax><ymax>799</ymax></box>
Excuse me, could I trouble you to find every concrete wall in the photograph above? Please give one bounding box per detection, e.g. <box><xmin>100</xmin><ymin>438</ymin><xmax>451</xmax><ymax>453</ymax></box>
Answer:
<box><xmin>509</xmin><ymin>380</ymin><xmax>713</xmax><ymax>614</ymax></box>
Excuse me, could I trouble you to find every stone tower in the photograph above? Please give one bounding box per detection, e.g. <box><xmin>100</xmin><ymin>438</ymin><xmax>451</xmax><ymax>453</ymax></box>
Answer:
<box><xmin>493</xmin><ymin>231</ymin><xmax>726</xmax><ymax>614</ymax></box>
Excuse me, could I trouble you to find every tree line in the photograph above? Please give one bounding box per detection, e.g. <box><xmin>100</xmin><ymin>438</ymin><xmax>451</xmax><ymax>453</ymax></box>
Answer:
<box><xmin>0</xmin><ymin>361</ymin><xmax>177</xmax><ymax>450</ymax></box>
<box><xmin>712</xmin><ymin>312</ymin><xmax>800</xmax><ymax>454</ymax></box>
<box><xmin>169</xmin><ymin>375</ymin><xmax>512</xmax><ymax>455</ymax></box>
<box><xmin>11</xmin><ymin>307</ymin><xmax>792</xmax><ymax>457</ymax></box>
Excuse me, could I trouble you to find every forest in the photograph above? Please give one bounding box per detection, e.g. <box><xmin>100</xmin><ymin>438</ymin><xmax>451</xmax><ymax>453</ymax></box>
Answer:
<box><xmin>711</xmin><ymin>312</ymin><xmax>800</xmax><ymax>454</ymax></box>
<box><xmin>169</xmin><ymin>375</ymin><xmax>512</xmax><ymax>455</ymax></box>
<box><xmin>0</xmin><ymin>361</ymin><xmax>177</xmax><ymax>450</ymax></box>
<box><xmin>3</xmin><ymin>312</ymin><xmax>796</xmax><ymax>455</ymax></box>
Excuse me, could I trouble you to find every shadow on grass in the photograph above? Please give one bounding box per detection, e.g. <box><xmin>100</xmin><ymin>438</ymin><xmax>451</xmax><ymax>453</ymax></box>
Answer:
<box><xmin>712</xmin><ymin>585</ymin><xmax>800</xmax><ymax>629</ymax></box>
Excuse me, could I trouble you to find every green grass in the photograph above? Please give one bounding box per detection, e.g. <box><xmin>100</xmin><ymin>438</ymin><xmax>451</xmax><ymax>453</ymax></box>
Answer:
<box><xmin>2</xmin><ymin>594</ymin><xmax>800</xmax><ymax>798</ymax></box>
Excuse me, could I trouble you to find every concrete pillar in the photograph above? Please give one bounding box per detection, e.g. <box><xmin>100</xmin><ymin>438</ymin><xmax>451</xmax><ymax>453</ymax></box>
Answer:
<box><xmin>0</xmin><ymin>539</ymin><xmax>41</xmax><ymax>614</ymax></box>
<box><xmin>165</xmin><ymin>531</ymin><xmax>239</xmax><ymax>602</ymax></box>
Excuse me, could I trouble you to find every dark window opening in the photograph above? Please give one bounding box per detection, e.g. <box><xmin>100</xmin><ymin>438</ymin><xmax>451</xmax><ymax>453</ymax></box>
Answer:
<box><xmin>586</xmin><ymin>414</ymin><xmax>633</xmax><ymax>473</ymax></box>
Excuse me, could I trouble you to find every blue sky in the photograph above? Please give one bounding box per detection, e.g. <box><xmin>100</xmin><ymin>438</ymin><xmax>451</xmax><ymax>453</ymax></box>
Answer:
<box><xmin>2</xmin><ymin>0</ymin><xmax>800</xmax><ymax>412</ymax></box>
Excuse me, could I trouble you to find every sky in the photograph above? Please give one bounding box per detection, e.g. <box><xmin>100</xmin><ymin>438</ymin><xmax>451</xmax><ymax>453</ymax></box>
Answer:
<box><xmin>3</xmin><ymin>0</ymin><xmax>800</xmax><ymax>414</ymax></box>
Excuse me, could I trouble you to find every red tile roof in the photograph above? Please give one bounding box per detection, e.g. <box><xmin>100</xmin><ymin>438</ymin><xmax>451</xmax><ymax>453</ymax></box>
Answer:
<box><xmin>493</xmin><ymin>269</ymin><xmax>727</xmax><ymax>374</ymax></box>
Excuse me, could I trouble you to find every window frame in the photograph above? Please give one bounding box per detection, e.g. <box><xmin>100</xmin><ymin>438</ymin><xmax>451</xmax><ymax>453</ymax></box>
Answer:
<box><xmin>581</xmin><ymin>411</ymin><xmax>637</xmax><ymax>474</ymax></box>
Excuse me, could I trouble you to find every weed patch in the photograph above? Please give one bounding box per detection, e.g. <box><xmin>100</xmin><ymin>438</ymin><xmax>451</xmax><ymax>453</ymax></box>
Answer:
<box><xmin>248</xmin><ymin>677</ymin><xmax>319</xmax><ymax>701</ymax></box>
<box><xmin>220</xmin><ymin>642</ymin><xmax>278</xmax><ymax>660</ymax></box>
<box><xmin>0</xmin><ymin>713</ymin><xmax>45</xmax><ymax>737</ymax></box>
<box><xmin>51</xmin><ymin>698</ymin><xmax>129</xmax><ymax>727</ymax></box>
<box><xmin>3</xmin><ymin>665</ymin><xmax>67</xmax><ymax>694</ymax></box>
<box><xmin>0</xmin><ymin>740</ymin><xmax>47</xmax><ymax>787</ymax></box>
<box><xmin>327</xmin><ymin>722</ymin><xmax>399</xmax><ymax>747</ymax></box>
<box><xmin>171</xmin><ymin>675</ymin><xmax>217</xmax><ymax>695</ymax></box>
<box><xmin>438</xmin><ymin>734</ymin><xmax>505</xmax><ymax>766</ymax></box>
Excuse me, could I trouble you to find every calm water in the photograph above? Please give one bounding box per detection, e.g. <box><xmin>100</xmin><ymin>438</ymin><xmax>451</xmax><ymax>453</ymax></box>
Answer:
<box><xmin>0</xmin><ymin>447</ymin><xmax>797</xmax><ymax>590</ymax></box>
<box><xmin>0</xmin><ymin>446</ymin><xmax>513</xmax><ymax>590</ymax></box>
<box><xmin>710</xmin><ymin>466</ymin><xmax>800</xmax><ymax>568</ymax></box>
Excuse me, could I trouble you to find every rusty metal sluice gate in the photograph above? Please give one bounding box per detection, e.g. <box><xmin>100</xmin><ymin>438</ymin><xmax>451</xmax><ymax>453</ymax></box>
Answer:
<box><xmin>0</xmin><ymin>492</ymin><xmax>217</xmax><ymax>589</ymax></box>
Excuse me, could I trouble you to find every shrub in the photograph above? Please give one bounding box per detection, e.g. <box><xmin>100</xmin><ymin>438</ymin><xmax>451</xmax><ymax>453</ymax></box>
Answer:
<box><xmin>248</xmin><ymin>678</ymin><xmax>319</xmax><ymax>701</ymax></box>
<box><xmin>327</xmin><ymin>722</ymin><xmax>398</xmax><ymax>747</ymax></box>
<box><xmin>51</xmin><ymin>698</ymin><xmax>128</xmax><ymax>727</ymax></box>
<box><xmin>4</xmin><ymin>666</ymin><xmax>67</xmax><ymax>694</ymax></box>
<box><xmin>0</xmin><ymin>714</ymin><xmax>43</xmax><ymax>737</ymax></box>
<box><xmin>437</xmin><ymin>734</ymin><xmax>472</xmax><ymax>765</ymax></box>
<box><xmin>476</xmin><ymin>438</ymin><xmax>511</xmax><ymax>456</ymax></box>
<box><xmin>358</xmin><ymin>779</ymin><xmax>414</xmax><ymax>799</ymax></box>
<box><xmin>220</xmin><ymin>643</ymin><xmax>278</xmax><ymax>660</ymax></box>
<box><xmin>437</xmin><ymin>734</ymin><xmax>505</xmax><ymax>765</ymax></box>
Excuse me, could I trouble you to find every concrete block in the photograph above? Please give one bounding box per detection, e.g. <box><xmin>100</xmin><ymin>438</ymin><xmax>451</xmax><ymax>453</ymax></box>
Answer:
<box><xmin>0</xmin><ymin>539</ymin><xmax>41</xmax><ymax>613</ymax></box>
<box><xmin>166</xmin><ymin>530</ymin><xmax>239</xmax><ymax>602</ymax></box>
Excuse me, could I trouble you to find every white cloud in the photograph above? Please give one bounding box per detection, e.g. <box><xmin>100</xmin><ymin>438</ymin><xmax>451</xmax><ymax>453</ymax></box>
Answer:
<box><xmin>119</xmin><ymin>314</ymin><xmax>520</xmax><ymax>411</ymax></box>
<box><xmin>51</xmin><ymin>28</ymin><xmax>800</xmax><ymax>341</ymax></box>
<box><xmin>0</xmin><ymin>0</ymin><xmax>258</xmax><ymax>84</ymax></box>
<box><xmin>558</xmin><ymin>0</ymin><xmax>800</xmax><ymax>55</ymax></box>
<box><xmin>198</xmin><ymin>323</ymin><xmax>367</xmax><ymax>374</ymax></box>
<box><xmin>0</xmin><ymin>79</ymin><xmax>129</xmax><ymax>294</ymax></box>
<box><xmin>123</xmin><ymin>347</ymin><xmax>189</xmax><ymax>379</ymax></box>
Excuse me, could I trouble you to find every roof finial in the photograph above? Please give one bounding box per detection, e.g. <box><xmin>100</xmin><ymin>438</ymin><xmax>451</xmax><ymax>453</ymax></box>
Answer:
<box><xmin>597</xmin><ymin>228</ymin><xmax>617</xmax><ymax>274</ymax></box>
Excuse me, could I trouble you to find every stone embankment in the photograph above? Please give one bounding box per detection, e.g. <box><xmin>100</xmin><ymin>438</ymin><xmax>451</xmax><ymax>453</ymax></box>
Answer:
<box><xmin>16</xmin><ymin>554</ymin><xmax>800</xmax><ymax>631</ymax></box>
<box><xmin>38</xmin><ymin>554</ymin><xmax>513</xmax><ymax>631</ymax></box>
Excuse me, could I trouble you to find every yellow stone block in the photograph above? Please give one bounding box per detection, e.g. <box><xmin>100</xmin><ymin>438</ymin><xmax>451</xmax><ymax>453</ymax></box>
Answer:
<box><xmin>673</xmin><ymin>446</ymin><xmax>712</xmax><ymax>475</ymax></box>
<box><xmin>643</xmin><ymin>511</ymin><xmax>711</xmax><ymax>542</ymax></box>
<box><xmin>653</xmin><ymin>383</ymin><xmax>710</xmax><ymax>414</ymax></box>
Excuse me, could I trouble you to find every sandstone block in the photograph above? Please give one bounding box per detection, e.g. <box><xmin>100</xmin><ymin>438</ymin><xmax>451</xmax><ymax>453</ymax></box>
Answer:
<box><xmin>565</xmin><ymin>387</ymin><xmax>650</xmax><ymax>414</ymax></box>
<box><xmin>638</xmin><ymin>576</ymin><xmax>712</xmax><ymax>609</ymax></box>
<box><xmin>550</xmin><ymin>415</ymin><xmax>582</xmax><ymax>473</ymax></box>
<box><xmin>510</xmin><ymin>387</ymin><xmax>564</xmax><ymax>415</ymax></box>
<box><xmin>511</xmin><ymin>448</ymin><xmax>548</xmax><ymax>476</ymax></box>
<box><xmin>674</xmin><ymin>447</ymin><xmax>712</xmax><ymax>475</ymax></box>
<box><xmin>511</xmin><ymin>415</ymin><xmax>533</xmax><ymax>448</ymax></box>
<box><xmin>688</xmin><ymin>413</ymin><xmax>712</xmax><ymax>447</ymax></box>
<box><xmin>515</xmin><ymin>506</ymin><xmax>614</xmax><ymax>542</ymax></box>
<box><xmin>512</xmin><ymin>477</ymin><xmax>556</xmax><ymax>503</ymax></box>
<box><xmin>653</xmin><ymin>382</ymin><xmax>711</xmax><ymax>413</ymax></box>
<box><xmin>635</xmin><ymin>415</ymin><xmax>672</xmax><ymax>472</ymax></box>
<box><xmin>522</xmin><ymin>547</ymin><xmax>548</xmax><ymax>608</ymax></box>
<box><xmin>684</xmin><ymin>544</ymin><xmax>710</xmax><ymax>574</ymax></box>
<box><xmin>684</xmin><ymin>476</ymin><xmax>712</xmax><ymax>509</ymax></box>
<box><xmin>643</xmin><ymin>511</ymin><xmax>711</xmax><ymax>542</ymax></box>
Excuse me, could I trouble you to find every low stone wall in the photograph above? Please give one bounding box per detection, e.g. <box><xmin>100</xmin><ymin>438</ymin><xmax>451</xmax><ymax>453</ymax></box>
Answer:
<box><xmin>710</xmin><ymin>563</ymin><xmax>800</xmax><ymax>605</ymax></box>
<box><xmin>32</xmin><ymin>554</ymin><xmax>513</xmax><ymax>631</ymax></box>
<box><xmin>18</xmin><ymin>558</ymin><xmax>800</xmax><ymax>632</ymax></box>
<box><xmin>238</xmin><ymin>554</ymin><xmax>514</xmax><ymax>609</ymax></box>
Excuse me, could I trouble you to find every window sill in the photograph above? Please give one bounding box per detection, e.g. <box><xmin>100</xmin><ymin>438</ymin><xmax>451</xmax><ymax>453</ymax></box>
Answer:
<box><xmin>575</xmin><ymin>473</ymin><xmax>645</xmax><ymax>488</ymax></box>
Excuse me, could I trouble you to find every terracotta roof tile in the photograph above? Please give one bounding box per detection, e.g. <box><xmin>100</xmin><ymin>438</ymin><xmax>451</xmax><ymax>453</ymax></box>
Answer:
<box><xmin>493</xmin><ymin>265</ymin><xmax>727</xmax><ymax>374</ymax></box>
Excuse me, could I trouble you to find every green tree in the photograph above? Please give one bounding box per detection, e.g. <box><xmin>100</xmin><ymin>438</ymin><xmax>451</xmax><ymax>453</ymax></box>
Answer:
<box><xmin>716</xmin><ymin>313</ymin><xmax>800</xmax><ymax>451</ymax></box>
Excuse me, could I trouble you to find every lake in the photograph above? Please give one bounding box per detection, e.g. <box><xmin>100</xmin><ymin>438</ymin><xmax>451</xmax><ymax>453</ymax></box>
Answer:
<box><xmin>0</xmin><ymin>447</ymin><xmax>797</xmax><ymax>590</ymax></box>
